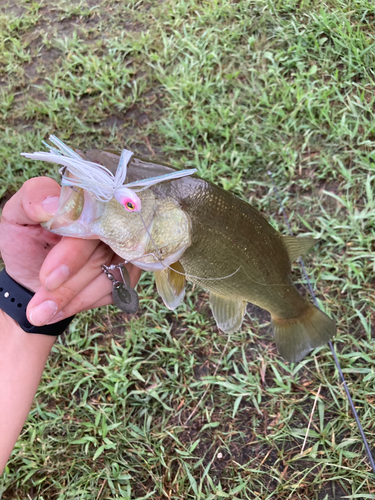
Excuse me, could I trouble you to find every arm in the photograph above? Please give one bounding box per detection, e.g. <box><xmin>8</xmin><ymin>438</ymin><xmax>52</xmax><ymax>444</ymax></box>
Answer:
<box><xmin>0</xmin><ymin>311</ymin><xmax>55</xmax><ymax>472</ymax></box>
<box><xmin>0</xmin><ymin>177</ymin><xmax>141</xmax><ymax>474</ymax></box>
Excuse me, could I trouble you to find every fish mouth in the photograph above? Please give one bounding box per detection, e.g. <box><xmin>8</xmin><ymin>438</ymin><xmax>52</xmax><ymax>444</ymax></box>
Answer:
<box><xmin>42</xmin><ymin>172</ymin><xmax>192</xmax><ymax>267</ymax></box>
<box><xmin>42</xmin><ymin>185</ymin><xmax>103</xmax><ymax>238</ymax></box>
<box><xmin>130</xmin><ymin>244</ymin><xmax>190</xmax><ymax>272</ymax></box>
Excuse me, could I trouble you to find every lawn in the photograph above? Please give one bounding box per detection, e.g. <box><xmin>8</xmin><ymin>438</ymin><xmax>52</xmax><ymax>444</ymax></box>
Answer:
<box><xmin>1</xmin><ymin>0</ymin><xmax>375</xmax><ymax>498</ymax></box>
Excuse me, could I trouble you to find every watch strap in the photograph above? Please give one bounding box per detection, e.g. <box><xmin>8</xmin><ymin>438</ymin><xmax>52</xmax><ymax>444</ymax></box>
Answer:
<box><xmin>0</xmin><ymin>268</ymin><xmax>74</xmax><ymax>335</ymax></box>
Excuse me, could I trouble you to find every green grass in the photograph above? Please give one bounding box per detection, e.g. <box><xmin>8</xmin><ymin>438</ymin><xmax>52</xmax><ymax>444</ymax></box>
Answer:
<box><xmin>1</xmin><ymin>0</ymin><xmax>375</xmax><ymax>498</ymax></box>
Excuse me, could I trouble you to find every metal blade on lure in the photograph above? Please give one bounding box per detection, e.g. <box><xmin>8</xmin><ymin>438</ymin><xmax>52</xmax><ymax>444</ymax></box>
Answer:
<box><xmin>113</xmin><ymin>282</ymin><xmax>139</xmax><ymax>314</ymax></box>
<box><xmin>113</xmin><ymin>263</ymin><xmax>139</xmax><ymax>314</ymax></box>
<box><xmin>268</xmin><ymin>171</ymin><xmax>375</xmax><ymax>475</ymax></box>
<box><xmin>102</xmin><ymin>264</ymin><xmax>139</xmax><ymax>314</ymax></box>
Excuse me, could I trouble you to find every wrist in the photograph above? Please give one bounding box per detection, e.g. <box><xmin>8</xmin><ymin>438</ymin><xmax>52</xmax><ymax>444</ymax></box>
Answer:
<box><xmin>0</xmin><ymin>308</ymin><xmax>21</xmax><ymax>332</ymax></box>
<box><xmin>0</xmin><ymin>269</ymin><xmax>74</xmax><ymax>336</ymax></box>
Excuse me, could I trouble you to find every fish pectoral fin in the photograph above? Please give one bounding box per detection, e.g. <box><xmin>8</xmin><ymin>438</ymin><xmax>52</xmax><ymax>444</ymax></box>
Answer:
<box><xmin>209</xmin><ymin>293</ymin><xmax>246</xmax><ymax>334</ymax></box>
<box><xmin>154</xmin><ymin>261</ymin><xmax>186</xmax><ymax>310</ymax></box>
<box><xmin>283</xmin><ymin>235</ymin><xmax>319</xmax><ymax>263</ymax></box>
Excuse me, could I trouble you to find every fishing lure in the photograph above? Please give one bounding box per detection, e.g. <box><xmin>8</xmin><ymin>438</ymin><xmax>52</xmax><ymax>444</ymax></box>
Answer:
<box><xmin>23</xmin><ymin>135</ymin><xmax>197</xmax><ymax>213</ymax></box>
<box><xmin>37</xmin><ymin>135</ymin><xmax>197</xmax><ymax>255</ymax></box>
<box><xmin>22</xmin><ymin>136</ymin><xmax>197</xmax><ymax>311</ymax></box>
<box><xmin>102</xmin><ymin>263</ymin><xmax>139</xmax><ymax>314</ymax></box>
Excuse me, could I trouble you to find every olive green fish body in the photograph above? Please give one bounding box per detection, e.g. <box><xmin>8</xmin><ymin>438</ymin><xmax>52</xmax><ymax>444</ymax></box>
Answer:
<box><xmin>169</xmin><ymin>179</ymin><xmax>305</xmax><ymax>316</ymax></box>
<box><xmin>41</xmin><ymin>150</ymin><xmax>336</xmax><ymax>362</ymax></box>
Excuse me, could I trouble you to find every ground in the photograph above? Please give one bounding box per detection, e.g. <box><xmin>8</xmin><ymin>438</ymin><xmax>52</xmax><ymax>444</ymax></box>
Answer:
<box><xmin>1</xmin><ymin>0</ymin><xmax>375</xmax><ymax>498</ymax></box>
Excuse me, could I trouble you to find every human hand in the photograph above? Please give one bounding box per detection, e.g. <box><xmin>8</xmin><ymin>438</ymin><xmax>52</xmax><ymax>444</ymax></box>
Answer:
<box><xmin>0</xmin><ymin>177</ymin><xmax>142</xmax><ymax>327</ymax></box>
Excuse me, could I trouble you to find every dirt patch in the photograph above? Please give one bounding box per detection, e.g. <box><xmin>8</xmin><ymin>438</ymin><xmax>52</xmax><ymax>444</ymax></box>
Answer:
<box><xmin>318</xmin><ymin>481</ymin><xmax>349</xmax><ymax>499</ymax></box>
<box><xmin>3</xmin><ymin>0</ymin><xmax>27</xmax><ymax>17</ymax></box>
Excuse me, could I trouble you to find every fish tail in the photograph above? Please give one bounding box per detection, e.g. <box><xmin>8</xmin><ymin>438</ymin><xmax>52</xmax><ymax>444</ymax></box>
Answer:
<box><xmin>271</xmin><ymin>304</ymin><xmax>336</xmax><ymax>363</ymax></box>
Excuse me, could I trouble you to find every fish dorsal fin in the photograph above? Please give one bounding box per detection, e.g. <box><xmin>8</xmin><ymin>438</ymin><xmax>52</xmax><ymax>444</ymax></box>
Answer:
<box><xmin>154</xmin><ymin>261</ymin><xmax>186</xmax><ymax>310</ymax></box>
<box><xmin>209</xmin><ymin>293</ymin><xmax>247</xmax><ymax>334</ymax></box>
<box><xmin>283</xmin><ymin>235</ymin><xmax>318</xmax><ymax>263</ymax></box>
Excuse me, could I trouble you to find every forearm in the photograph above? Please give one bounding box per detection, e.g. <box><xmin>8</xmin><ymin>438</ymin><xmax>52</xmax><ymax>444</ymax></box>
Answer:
<box><xmin>0</xmin><ymin>310</ymin><xmax>55</xmax><ymax>474</ymax></box>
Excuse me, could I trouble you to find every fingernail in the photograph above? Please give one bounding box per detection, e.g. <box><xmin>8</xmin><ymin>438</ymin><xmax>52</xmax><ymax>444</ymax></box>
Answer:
<box><xmin>28</xmin><ymin>300</ymin><xmax>58</xmax><ymax>326</ymax></box>
<box><xmin>42</xmin><ymin>196</ymin><xmax>60</xmax><ymax>215</ymax></box>
<box><xmin>46</xmin><ymin>311</ymin><xmax>65</xmax><ymax>325</ymax></box>
<box><xmin>45</xmin><ymin>264</ymin><xmax>70</xmax><ymax>292</ymax></box>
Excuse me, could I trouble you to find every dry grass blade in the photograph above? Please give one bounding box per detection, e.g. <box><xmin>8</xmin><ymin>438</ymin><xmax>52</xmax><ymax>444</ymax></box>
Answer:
<box><xmin>301</xmin><ymin>384</ymin><xmax>322</xmax><ymax>454</ymax></box>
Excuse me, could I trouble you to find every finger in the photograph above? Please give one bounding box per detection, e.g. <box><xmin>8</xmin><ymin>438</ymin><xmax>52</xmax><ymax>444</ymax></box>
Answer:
<box><xmin>2</xmin><ymin>177</ymin><xmax>61</xmax><ymax>225</ymax></box>
<box><xmin>27</xmin><ymin>243</ymin><xmax>115</xmax><ymax>326</ymax></box>
<box><xmin>45</xmin><ymin>262</ymin><xmax>141</xmax><ymax>323</ymax></box>
<box><xmin>88</xmin><ymin>294</ymin><xmax>114</xmax><ymax>310</ymax></box>
<box><xmin>39</xmin><ymin>237</ymin><xmax>101</xmax><ymax>292</ymax></box>
<box><xmin>48</xmin><ymin>293</ymin><xmax>114</xmax><ymax>323</ymax></box>
<box><xmin>42</xmin><ymin>270</ymin><xmax>115</xmax><ymax>324</ymax></box>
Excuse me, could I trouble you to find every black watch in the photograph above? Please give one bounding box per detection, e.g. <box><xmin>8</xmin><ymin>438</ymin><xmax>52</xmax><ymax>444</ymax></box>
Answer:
<box><xmin>0</xmin><ymin>268</ymin><xmax>74</xmax><ymax>335</ymax></box>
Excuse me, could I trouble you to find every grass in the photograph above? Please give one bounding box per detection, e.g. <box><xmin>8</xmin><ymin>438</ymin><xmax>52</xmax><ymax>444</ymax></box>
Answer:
<box><xmin>1</xmin><ymin>0</ymin><xmax>375</xmax><ymax>498</ymax></box>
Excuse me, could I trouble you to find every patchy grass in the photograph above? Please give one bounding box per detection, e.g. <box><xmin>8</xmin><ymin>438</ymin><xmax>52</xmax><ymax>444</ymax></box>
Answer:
<box><xmin>1</xmin><ymin>0</ymin><xmax>375</xmax><ymax>498</ymax></box>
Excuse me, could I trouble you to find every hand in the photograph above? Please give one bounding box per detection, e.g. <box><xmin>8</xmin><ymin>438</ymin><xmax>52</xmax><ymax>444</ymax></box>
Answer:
<box><xmin>0</xmin><ymin>177</ymin><xmax>142</xmax><ymax>327</ymax></box>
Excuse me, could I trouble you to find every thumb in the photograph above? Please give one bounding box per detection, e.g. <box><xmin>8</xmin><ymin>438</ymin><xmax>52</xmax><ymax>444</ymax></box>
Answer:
<box><xmin>2</xmin><ymin>177</ymin><xmax>61</xmax><ymax>225</ymax></box>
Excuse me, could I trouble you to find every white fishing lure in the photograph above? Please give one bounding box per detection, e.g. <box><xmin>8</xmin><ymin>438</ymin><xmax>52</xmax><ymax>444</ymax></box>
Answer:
<box><xmin>21</xmin><ymin>135</ymin><xmax>197</xmax><ymax>212</ymax></box>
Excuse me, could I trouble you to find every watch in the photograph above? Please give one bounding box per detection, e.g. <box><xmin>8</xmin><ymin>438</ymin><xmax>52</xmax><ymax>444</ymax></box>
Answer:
<box><xmin>0</xmin><ymin>268</ymin><xmax>74</xmax><ymax>335</ymax></box>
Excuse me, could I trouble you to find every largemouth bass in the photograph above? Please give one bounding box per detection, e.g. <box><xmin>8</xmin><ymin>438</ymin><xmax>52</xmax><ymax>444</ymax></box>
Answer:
<box><xmin>22</xmin><ymin>139</ymin><xmax>336</xmax><ymax>362</ymax></box>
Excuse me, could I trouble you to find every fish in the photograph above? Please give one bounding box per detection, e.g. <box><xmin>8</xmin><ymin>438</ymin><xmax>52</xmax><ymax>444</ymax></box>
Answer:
<box><xmin>22</xmin><ymin>138</ymin><xmax>336</xmax><ymax>363</ymax></box>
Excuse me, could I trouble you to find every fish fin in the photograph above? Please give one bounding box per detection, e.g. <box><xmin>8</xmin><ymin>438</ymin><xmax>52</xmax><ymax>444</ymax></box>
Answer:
<box><xmin>283</xmin><ymin>235</ymin><xmax>318</xmax><ymax>263</ymax></box>
<box><xmin>209</xmin><ymin>293</ymin><xmax>247</xmax><ymax>333</ymax></box>
<box><xmin>155</xmin><ymin>261</ymin><xmax>186</xmax><ymax>310</ymax></box>
<box><xmin>272</xmin><ymin>304</ymin><xmax>336</xmax><ymax>363</ymax></box>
